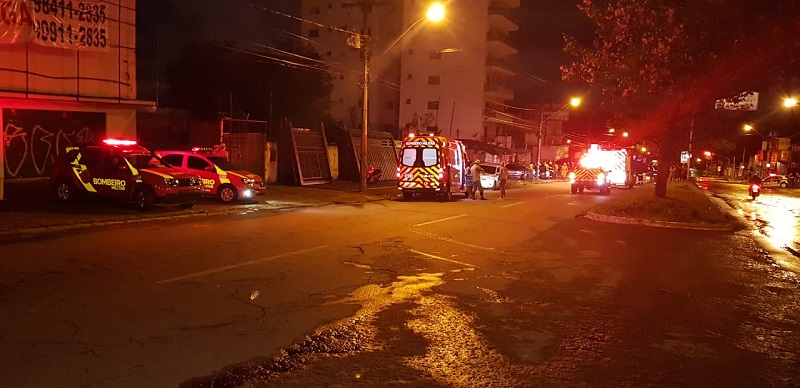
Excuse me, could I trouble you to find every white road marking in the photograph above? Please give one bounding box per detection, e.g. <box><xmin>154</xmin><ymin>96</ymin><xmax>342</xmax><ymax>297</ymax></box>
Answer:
<box><xmin>410</xmin><ymin>249</ymin><xmax>477</xmax><ymax>268</ymax></box>
<box><xmin>156</xmin><ymin>245</ymin><xmax>328</xmax><ymax>284</ymax></box>
<box><xmin>408</xmin><ymin>228</ymin><xmax>508</xmax><ymax>254</ymax></box>
<box><xmin>500</xmin><ymin>201</ymin><xmax>525</xmax><ymax>208</ymax></box>
<box><xmin>413</xmin><ymin>214</ymin><xmax>468</xmax><ymax>227</ymax></box>
<box><xmin>545</xmin><ymin>194</ymin><xmax>562</xmax><ymax>199</ymax></box>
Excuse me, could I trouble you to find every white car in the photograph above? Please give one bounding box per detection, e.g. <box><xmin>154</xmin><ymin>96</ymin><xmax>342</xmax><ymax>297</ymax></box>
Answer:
<box><xmin>761</xmin><ymin>174</ymin><xmax>789</xmax><ymax>188</ymax></box>
<box><xmin>479</xmin><ymin>163</ymin><xmax>501</xmax><ymax>190</ymax></box>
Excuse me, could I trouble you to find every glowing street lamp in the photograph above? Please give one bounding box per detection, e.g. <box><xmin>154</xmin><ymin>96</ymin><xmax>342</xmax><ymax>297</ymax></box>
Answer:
<box><xmin>536</xmin><ymin>97</ymin><xmax>582</xmax><ymax>174</ymax></box>
<box><xmin>358</xmin><ymin>2</ymin><xmax>445</xmax><ymax>192</ymax></box>
<box><xmin>783</xmin><ymin>97</ymin><xmax>798</xmax><ymax>108</ymax></box>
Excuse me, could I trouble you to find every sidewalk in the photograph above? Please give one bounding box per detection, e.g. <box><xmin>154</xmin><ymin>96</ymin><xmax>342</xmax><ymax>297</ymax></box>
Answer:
<box><xmin>0</xmin><ymin>178</ymin><xmax>400</xmax><ymax>240</ymax></box>
<box><xmin>0</xmin><ymin>177</ymin><xmax>561</xmax><ymax>240</ymax></box>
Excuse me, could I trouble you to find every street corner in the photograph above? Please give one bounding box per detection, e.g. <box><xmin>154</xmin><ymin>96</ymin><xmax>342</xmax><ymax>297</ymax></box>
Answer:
<box><xmin>585</xmin><ymin>211</ymin><xmax>734</xmax><ymax>231</ymax></box>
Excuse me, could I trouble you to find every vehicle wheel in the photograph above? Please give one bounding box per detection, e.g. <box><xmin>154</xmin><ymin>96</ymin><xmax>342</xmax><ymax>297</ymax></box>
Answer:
<box><xmin>579</xmin><ymin>187</ymin><xmax>584</xmax><ymax>194</ymax></box>
<box><xmin>571</xmin><ymin>184</ymin><xmax>577</xmax><ymax>194</ymax></box>
<box><xmin>180</xmin><ymin>203</ymin><xmax>196</xmax><ymax>209</ymax></box>
<box><xmin>442</xmin><ymin>191</ymin><xmax>452</xmax><ymax>202</ymax></box>
<box><xmin>218</xmin><ymin>184</ymin><xmax>238</xmax><ymax>203</ymax></box>
<box><xmin>403</xmin><ymin>191</ymin><xmax>413</xmax><ymax>201</ymax></box>
<box><xmin>605</xmin><ymin>186</ymin><xmax>612</xmax><ymax>194</ymax></box>
<box><xmin>55</xmin><ymin>181</ymin><xmax>76</xmax><ymax>203</ymax></box>
<box><xmin>134</xmin><ymin>187</ymin><xmax>155</xmax><ymax>211</ymax></box>
<box><xmin>780</xmin><ymin>182</ymin><xmax>788</xmax><ymax>188</ymax></box>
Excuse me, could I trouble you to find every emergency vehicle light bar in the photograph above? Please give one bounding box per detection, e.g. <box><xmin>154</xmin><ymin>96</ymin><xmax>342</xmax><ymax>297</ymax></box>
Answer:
<box><xmin>103</xmin><ymin>139</ymin><xmax>137</xmax><ymax>146</ymax></box>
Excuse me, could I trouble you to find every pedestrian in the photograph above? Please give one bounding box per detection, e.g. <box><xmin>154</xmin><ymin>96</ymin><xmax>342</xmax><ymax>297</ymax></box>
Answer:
<box><xmin>498</xmin><ymin>163</ymin><xmax>508</xmax><ymax>199</ymax></box>
<box><xmin>465</xmin><ymin>164</ymin><xmax>475</xmax><ymax>199</ymax></box>
<box><xmin>469</xmin><ymin>160</ymin><xmax>487</xmax><ymax>200</ymax></box>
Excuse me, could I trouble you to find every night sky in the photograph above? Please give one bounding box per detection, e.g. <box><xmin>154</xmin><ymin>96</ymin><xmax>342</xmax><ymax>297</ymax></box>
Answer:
<box><xmin>137</xmin><ymin>0</ymin><xmax>593</xmax><ymax>103</ymax></box>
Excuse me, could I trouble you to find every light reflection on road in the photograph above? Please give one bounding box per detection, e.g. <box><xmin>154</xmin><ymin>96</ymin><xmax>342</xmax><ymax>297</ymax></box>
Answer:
<box><xmin>731</xmin><ymin>189</ymin><xmax>800</xmax><ymax>253</ymax></box>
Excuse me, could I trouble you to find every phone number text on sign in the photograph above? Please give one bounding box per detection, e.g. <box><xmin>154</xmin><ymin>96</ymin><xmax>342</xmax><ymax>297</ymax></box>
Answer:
<box><xmin>30</xmin><ymin>0</ymin><xmax>108</xmax><ymax>50</ymax></box>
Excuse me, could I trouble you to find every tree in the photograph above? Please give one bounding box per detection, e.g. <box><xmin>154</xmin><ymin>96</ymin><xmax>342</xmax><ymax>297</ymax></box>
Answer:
<box><xmin>562</xmin><ymin>0</ymin><xmax>800</xmax><ymax>196</ymax></box>
<box><xmin>166</xmin><ymin>40</ymin><xmax>333</xmax><ymax>132</ymax></box>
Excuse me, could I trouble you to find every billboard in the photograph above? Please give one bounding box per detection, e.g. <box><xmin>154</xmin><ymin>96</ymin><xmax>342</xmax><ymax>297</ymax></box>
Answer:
<box><xmin>715</xmin><ymin>92</ymin><xmax>759</xmax><ymax>111</ymax></box>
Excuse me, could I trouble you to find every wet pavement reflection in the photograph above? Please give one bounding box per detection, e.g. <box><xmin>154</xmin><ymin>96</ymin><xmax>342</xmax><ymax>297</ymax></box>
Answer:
<box><xmin>715</xmin><ymin>182</ymin><xmax>800</xmax><ymax>254</ymax></box>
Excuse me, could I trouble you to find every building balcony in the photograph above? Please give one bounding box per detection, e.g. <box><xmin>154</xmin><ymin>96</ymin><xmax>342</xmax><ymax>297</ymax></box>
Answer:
<box><xmin>486</xmin><ymin>58</ymin><xmax>515</xmax><ymax>77</ymax></box>
<box><xmin>484</xmin><ymin>82</ymin><xmax>514</xmax><ymax>101</ymax></box>
<box><xmin>487</xmin><ymin>31</ymin><xmax>517</xmax><ymax>56</ymax></box>
<box><xmin>488</xmin><ymin>6</ymin><xmax>518</xmax><ymax>32</ymax></box>
<box><xmin>491</xmin><ymin>0</ymin><xmax>520</xmax><ymax>8</ymax></box>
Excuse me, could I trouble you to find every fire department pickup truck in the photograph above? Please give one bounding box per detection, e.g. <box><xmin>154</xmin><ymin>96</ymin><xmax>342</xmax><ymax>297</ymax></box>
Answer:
<box><xmin>155</xmin><ymin>149</ymin><xmax>266</xmax><ymax>203</ymax></box>
<box><xmin>569</xmin><ymin>168</ymin><xmax>612</xmax><ymax>194</ymax></box>
<box><xmin>50</xmin><ymin>139</ymin><xmax>203</xmax><ymax>210</ymax></box>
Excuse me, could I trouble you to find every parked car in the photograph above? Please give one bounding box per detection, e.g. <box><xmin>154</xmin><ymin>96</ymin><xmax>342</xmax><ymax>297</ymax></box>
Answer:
<box><xmin>761</xmin><ymin>174</ymin><xmax>789</xmax><ymax>188</ymax></box>
<box><xmin>155</xmin><ymin>150</ymin><xmax>267</xmax><ymax>203</ymax></box>
<box><xmin>505</xmin><ymin>163</ymin><xmax>531</xmax><ymax>180</ymax></box>
<box><xmin>51</xmin><ymin>139</ymin><xmax>202</xmax><ymax>210</ymax></box>
<box><xmin>479</xmin><ymin>163</ymin><xmax>501</xmax><ymax>190</ymax></box>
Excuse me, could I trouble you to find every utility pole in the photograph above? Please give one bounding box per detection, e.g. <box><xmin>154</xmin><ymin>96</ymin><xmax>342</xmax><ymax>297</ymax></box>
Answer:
<box><xmin>686</xmin><ymin>118</ymin><xmax>693</xmax><ymax>181</ymax></box>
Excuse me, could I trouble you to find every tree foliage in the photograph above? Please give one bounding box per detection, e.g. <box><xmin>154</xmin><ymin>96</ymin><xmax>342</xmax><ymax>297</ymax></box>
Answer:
<box><xmin>166</xmin><ymin>40</ymin><xmax>333</xmax><ymax>131</ymax></box>
<box><xmin>562</xmin><ymin>0</ymin><xmax>800</xmax><ymax>195</ymax></box>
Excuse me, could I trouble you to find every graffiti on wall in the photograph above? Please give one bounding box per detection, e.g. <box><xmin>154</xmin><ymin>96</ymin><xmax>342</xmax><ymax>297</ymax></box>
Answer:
<box><xmin>3</xmin><ymin>109</ymin><xmax>106</xmax><ymax>179</ymax></box>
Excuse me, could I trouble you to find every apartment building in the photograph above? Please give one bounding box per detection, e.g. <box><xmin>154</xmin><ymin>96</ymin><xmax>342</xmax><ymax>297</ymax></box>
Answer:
<box><xmin>301</xmin><ymin>0</ymin><xmax>518</xmax><ymax>142</ymax></box>
<box><xmin>0</xmin><ymin>0</ymin><xmax>152</xmax><ymax>199</ymax></box>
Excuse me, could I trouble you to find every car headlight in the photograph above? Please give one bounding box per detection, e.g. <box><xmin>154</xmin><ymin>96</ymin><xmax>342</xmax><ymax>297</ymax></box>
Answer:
<box><xmin>241</xmin><ymin>177</ymin><xmax>256</xmax><ymax>185</ymax></box>
<box><xmin>596</xmin><ymin>173</ymin><xmax>606</xmax><ymax>184</ymax></box>
<box><xmin>164</xmin><ymin>178</ymin><xmax>179</xmax><ymax>187</ymax></box>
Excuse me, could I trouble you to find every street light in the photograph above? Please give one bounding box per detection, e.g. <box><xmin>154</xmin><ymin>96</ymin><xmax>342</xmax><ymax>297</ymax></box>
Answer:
<box><xmin>743</xmin><ymin>123</ymin><xmax>777</xmax><ymax>175</ymax></box>
<box><xmin>358</xmin><ymin>2</ymin><xmax>445</xmax><ymax>192</ymax></box>
<box><xmin>783</xmin><ymin>97</ymin><xmax>798</xmax><ymax>108</ymax></box>
<box><xmin>536</xmin><ymin>97</ymin><xmax>581</xmax><ymax>175</ymax></box>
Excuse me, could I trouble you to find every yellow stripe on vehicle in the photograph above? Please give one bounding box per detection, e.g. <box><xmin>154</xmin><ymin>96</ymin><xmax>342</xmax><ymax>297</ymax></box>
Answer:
<box><xmin>140</xmin><ymin>169</ymin><xmax>173</xmax><ymax>179</ymax></box>
<box><xmin>70</xmin><ymin>153</ymin><xmax>97</xmax><ymax>193</ymax></box>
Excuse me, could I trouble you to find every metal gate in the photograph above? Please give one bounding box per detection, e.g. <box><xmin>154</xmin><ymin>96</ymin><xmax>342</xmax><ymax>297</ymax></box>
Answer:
<box><xmin>290</xmin><ymin>128</ymin><xmax>332</xmax><ymax>185</ymax></box>
<box><xmin>222</xmin><ymin>133</ymin><xmax>265</xmax><ymax>176</ymax></box>
<box><xmin>345</xmin><ymin>130</ymin><xmax>398</xmax><ymax>181</ymax></box>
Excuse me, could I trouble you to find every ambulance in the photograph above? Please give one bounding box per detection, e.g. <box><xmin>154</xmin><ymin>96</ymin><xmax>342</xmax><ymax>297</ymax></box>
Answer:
<box><xmin>396</xmin><ymin>134</ymin><xmax>469</xmax><ymax>201</ymax></box>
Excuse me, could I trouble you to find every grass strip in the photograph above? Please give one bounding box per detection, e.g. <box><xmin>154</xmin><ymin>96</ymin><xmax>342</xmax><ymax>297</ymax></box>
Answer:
<box><xmin>592</xmin><ymin>182</ymin><xmax>729</xmax><ymax>225</ymax></box>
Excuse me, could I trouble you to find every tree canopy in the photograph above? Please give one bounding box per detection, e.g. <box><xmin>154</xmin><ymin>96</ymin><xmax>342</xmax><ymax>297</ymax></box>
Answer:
<box><xmin>166</xmin><ymin>40</ymin><xmax>333</xmax><ymax>131</ymax></box>
<box><xmin>562</xmin><ymin>0</ymin><xmax>800</xmax><ymax>194</ymax></box>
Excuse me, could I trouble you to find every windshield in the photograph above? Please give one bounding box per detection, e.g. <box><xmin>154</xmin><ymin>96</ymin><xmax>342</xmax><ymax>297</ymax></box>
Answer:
<box><xmin>481</xmin><ymin>165</ymin><xmax>498</xmax><ymax>174</ymax></box>
<box><xmin>125</xmin><ymin>153</ymin><xmax>170</xmax><ymax>169</ymax></box>
<box><xmin>208</xmin><ymin>156</ymin><xmax>238</xmax><ymax>171</ymax></box>
<box><xmin>401</xmin><ymin>148</ymin><xmax>438</xmax><ymax>167</ymax></box>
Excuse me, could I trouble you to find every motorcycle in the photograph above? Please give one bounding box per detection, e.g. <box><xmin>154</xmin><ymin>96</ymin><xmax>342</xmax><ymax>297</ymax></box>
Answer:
<box><xmin>749</xmin><ymin>183</ymin><xmax>760</xmax><ymax>200</ymax></box>
<box><xmin>366</xmin><ymin>164</ymin><xmax>383</xmax><ymax>184</ymax></box>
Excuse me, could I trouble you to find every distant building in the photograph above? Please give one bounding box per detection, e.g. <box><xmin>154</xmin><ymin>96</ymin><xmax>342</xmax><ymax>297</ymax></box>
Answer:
<box><xmin>300</xmin><ymin>0</ymin><xmax>519</xmax><ymax>145</ymax></box>
<box><xmin>0</xmin><ymin>0</ymin><xmax>153</xmax><ymax>199</ymax></box>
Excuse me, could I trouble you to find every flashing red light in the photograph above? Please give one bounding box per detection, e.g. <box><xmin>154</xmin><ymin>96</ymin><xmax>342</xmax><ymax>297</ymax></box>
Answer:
<box><xmin>103</xmin><ymin>139</ymin><xmax>137</xmax><ymax>146</ymax></box>
<box><xmin>191</xmin><ymin>147</ymin><xmax>200</xmax><ymax>152</ymax></box>
<box><xmin>703</xmin><ymin>151</ymin><xmax>712</xmax><ymax>157</ymax></box>
<box><xmin>408</xmin><ymin>133</ymin><xmax>416</xmax><ymax>138</ymax></box>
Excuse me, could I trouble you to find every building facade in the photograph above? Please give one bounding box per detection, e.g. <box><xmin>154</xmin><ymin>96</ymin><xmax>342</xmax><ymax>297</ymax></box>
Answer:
<box><xmin>0</xmin><ymin>0</ymin><xmax>151</xmax><ymax>199</ymax></box>
<box><xmin>300</xmin><ymin>0</ymin><xmax>519</xmax><ymax>145</ymax></box>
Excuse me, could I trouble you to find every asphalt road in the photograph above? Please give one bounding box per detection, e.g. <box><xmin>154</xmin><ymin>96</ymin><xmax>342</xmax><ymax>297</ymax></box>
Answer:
<box><xmin>1</xmin><ymin>182</ymin><xmax>799</xmax><ymax>387</ymax></box>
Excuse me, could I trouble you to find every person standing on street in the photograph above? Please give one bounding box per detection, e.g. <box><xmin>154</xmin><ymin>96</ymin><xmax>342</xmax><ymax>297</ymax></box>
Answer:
<box><xmin>469</xmin><ymin>160</ymin><xmax>487</xmax><ymax>200</ymax></box>
<box><xmin>498</xmin><ymin>163</ymin><xmax>508</xmax><ymax>199</ymax></box>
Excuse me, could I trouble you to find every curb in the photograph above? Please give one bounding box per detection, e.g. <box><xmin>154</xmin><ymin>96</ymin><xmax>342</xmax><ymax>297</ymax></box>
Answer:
<box><xmin>0</xmin><ymin>193</ymin><xmax>397</xmax><ymax>240</ymax></box>
<box><xmin>585</xmin><ymin>211</ymin><xmax>733</xmax><ymax>231</ymax></box>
